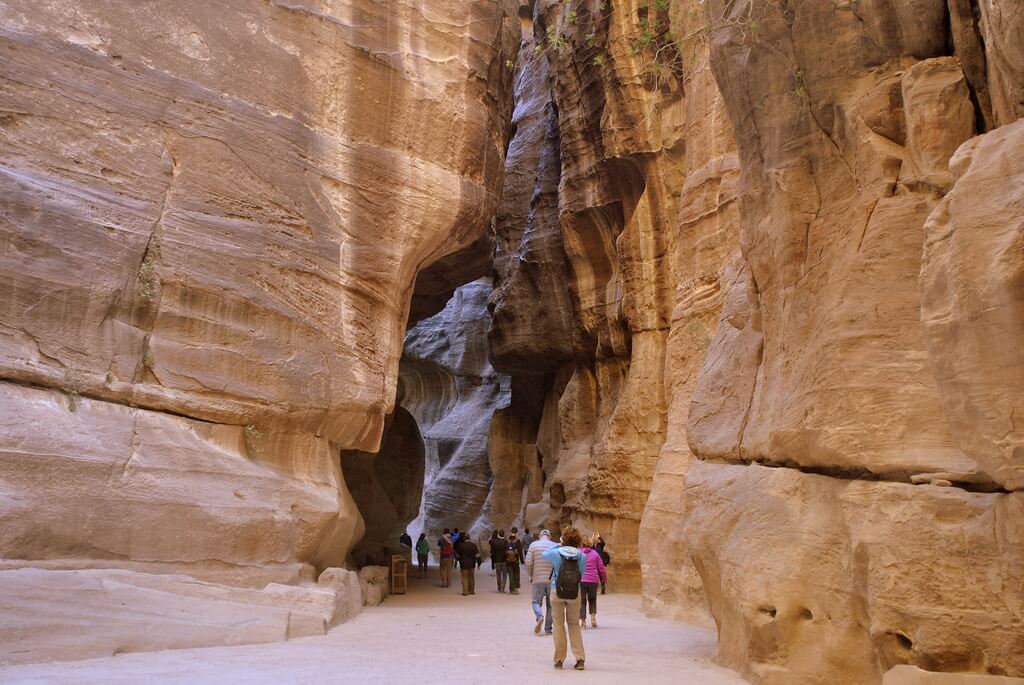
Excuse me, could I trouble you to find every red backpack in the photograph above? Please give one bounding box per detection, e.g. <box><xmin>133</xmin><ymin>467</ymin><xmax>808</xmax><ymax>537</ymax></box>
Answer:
<box><xmin>441</xmin><ymin>540</ymin><xmax>453</xmax><ymax>558</ymax></box>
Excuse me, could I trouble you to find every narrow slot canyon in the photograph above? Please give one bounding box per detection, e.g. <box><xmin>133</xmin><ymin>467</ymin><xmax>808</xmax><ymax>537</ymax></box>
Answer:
<box><xmin>0</xmin><ymin>1</ymin><xmax>1022</xmax><ymax>684</ymax></box>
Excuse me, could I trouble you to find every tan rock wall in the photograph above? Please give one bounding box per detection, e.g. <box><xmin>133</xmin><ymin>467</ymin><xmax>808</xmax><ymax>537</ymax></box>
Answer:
<box><xmin>0</xmin><ymin>381</ymin><xmax>361</xmax><ymax>580</ymax></box>
<box><xmin>0</xmin><ymin>0</ymin><xmax>518</xmax><ymax>660</ymax></box>
<box><xmin>0</xmin><ymin>0</ymin><xmax>517</xmax><ymax>446</ymax></box>
<box><xmin>487</xmin><ymin>0</ymin><xmax>739</xmax><ymax>593</ymax></box>
<box><xmin>684</xmin><ymin>460</ymin><xmax>1024</xmax><ymax>684</ymax></box>
<box><xmin>489</xmin><ymin>0</ymin><xmax>1022</xmax><ymax>681</ymax></box>
<box><xmin>682</xmin><ymin>0</ymin><xmax>1024</xmax><ymax>682</ymax></box>
<box><xmin>920</xmin><ymin>119</ymin><xmax>1024</xmax><ymax>491</ymax></box>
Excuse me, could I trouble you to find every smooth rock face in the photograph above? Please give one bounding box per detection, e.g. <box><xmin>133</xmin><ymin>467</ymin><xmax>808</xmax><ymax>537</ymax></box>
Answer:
<box><xmin>488</xmin><ymin>16</ymin><xmax>582</xmax><ymax>374</ymax></box>
<box><xmin>0</xmin><ymin>566</ymin><xmax>363</xmax><ymax>665</ymax></box>
<box><xmin>884</xmin><ymin>665</ymin><xmax>1024</xmax><ymax>685</ymax></box>
<box><xmin>637</xmin><ymin>0</ymin><xmax>741</xmax><ymax>621</ymax></box>
<box><xmin>978</xmin><ymin>0</ymin><xmax>1024</xmax><ymax>126</ymax></box>
<box><xmin>692</xmin><ymin>0</ymin><xmax>982</xmax><ymax>483</ymax></box>
<box><xmin>0</xmin><ymin>382</ymin><xmax>362</xmax><ymax>579</ymax></box>
<box><xmin>0</xmin><ymin>0</ymin><xmax>518</xmax><ymax>447</ymax></box>
<box><xmin>0</xmin><ymin>0</ymin><xmax>517</xmax><ymax>661</ymax></box>
<box><xmin>402</xmin><ymin>279</ymin><xmax>510</xmax><ymax>543</ymax></box>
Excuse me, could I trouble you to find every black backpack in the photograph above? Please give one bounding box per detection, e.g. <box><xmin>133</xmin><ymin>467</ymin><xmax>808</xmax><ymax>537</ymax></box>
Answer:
<box><xmin>555</xmin><ymin>554</ymin><xmax>581</xmax><ymax>599</ymax></box>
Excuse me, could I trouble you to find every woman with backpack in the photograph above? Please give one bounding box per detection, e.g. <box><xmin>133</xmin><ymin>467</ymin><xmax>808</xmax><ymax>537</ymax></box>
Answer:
<box><xmin>541</xmin><ymin>527</ymin><xmax>587</xmax><ymax>671</ymax></box>
<box><xmin>578</xmin><ymin>540</ymin><xmax>607</xmax><ymax>628</ymax></box>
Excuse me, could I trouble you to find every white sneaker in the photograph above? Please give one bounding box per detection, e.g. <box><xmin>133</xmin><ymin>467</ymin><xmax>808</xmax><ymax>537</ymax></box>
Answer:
<box><xmin>591</xmin><ymin>615</ymin><xmax>597</xmax><ymax>628</ymax></box>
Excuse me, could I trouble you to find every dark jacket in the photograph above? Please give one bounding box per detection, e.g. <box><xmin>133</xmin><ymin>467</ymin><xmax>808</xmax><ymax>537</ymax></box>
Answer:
<box><xmin>489</xmin><ymin>537</ymin><xmax>507</xmax><ymax>564</ymax></box>
<box><xmin>457</xmin><ymin>539</ymin><xmax>480</xmax><ymax>569</ymax></box>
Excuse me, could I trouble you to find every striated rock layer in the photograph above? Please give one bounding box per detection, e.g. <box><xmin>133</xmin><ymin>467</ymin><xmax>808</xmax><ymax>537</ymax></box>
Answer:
<box><xmin>402</xmin><ymin>278</ymin><xmax>510</xmax><ymax>545</ymax></box>
<box><xmin>681</xmin><ymin>1</ymin><xmax>1024</xmax><ymax>683</ymax></box>
<box><xmin>485</xmin><ymin>0</ymin><xmax>740</xmax><ymax>595</ymax></box>
<box><xmin>0</xmin><ymin>0</ymin><xmax>518</xmax><ymax>663</ymax></box>
<box><xmin>485</xmin><ymin>0</ymin><xmax>1024</xmax><ymax>682</ymax></box>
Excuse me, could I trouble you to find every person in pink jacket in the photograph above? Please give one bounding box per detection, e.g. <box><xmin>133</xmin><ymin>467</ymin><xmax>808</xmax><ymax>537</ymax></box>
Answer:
<box><xmin>578</xmin><ymin>542</ymin><xmax>607</xmax><ymax>628</ymax></box>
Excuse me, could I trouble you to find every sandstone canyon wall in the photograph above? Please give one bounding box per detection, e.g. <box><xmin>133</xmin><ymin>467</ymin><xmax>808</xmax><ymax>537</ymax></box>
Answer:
<box><xmin>402</xmin><ymin>278</ymin><xmax>510</xmax><ymax>547</ymax></box>
<box><xmin>340</xmin><ymin>405</ymin><xmax>425</xmax><ymax>567</ymax></box>
<box><xmin>0</xmin><ymin>0</ymin><xmax>518</xmax><ymax>663</ymax></box>
<box><xmin>486</xmin><ymin>0</ymin><xmax>741</xmax><ymax>595</ymax></box>
<box><xmin>682</xmin><ymin>1</ymin><xmax>1023</xmax><ymax>682</ymax></box>
<box><xmin>0</xmin><ymin>0</ymin><xmax>1020</xmax><ymax>681</ymax></box>
<box><xmin>483</xmin><ymin>0</ymin><xmax>1023</xmax><ymax>682</ymax></box>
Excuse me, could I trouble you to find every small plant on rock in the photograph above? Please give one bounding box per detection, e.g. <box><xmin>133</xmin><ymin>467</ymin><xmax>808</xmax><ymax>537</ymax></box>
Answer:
<box><xmin>244</xmin><ymin>424</ymin><xmax>263</xmax><ymax>456</ymax></box>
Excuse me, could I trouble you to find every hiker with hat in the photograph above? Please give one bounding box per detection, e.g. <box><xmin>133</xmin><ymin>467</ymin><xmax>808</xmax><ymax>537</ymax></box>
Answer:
<box><xmin>524</xmin><ymin>528</ymin><xmax>557</xmax><ymax>635</ymax></box>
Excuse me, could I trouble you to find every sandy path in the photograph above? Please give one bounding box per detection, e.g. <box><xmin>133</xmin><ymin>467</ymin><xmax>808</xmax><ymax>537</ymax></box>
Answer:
<box><xmin>0</xmin><ymin>567</ymin><xmax>747</xmax><ymax>684</ymax></box>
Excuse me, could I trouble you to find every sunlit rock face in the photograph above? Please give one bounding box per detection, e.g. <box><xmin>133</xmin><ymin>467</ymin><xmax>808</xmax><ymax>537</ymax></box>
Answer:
<box><xmin>401</xmin><ymin>278</ymin><xmax>510</xmax><ymax>544</ymax></box>
<box><xmin>486</xmin><ymin>0</ymin><xmax>1023</xmax><ymax>682</ymax></box>
<box><xmin>485</xmin><ymin>0</ymin><xmax>740</xmax><ymax>594</ymax></box>
<box><xmin>0</xmin><ymin>0</ymin><xmax>518</xmax><ymax>662</ymax></box>
<box><xmin>683</xmin><ymin>0</ymin><xmax>1024</xmax><ymax>682</ymax></box>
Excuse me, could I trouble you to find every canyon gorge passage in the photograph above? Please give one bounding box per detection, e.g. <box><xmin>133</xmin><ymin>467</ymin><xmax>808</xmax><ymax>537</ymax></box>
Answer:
<box><xmin>0</xmin><ymin>1</ymin><xmax>1022</xmax><ymax>684</ymax></box>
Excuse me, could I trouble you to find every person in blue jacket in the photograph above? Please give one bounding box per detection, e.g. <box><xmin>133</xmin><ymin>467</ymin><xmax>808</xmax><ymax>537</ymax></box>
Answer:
<box><xmin>541</xmin><ymin>527</ymin><xmax>587</xmax><ymax>670</ymax></box>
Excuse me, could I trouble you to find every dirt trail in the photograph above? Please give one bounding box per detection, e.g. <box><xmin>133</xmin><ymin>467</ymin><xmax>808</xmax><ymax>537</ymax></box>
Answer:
<box><xmin>0</xmin><ymin>567</ymin><xmax>747</xmax><ymax>684</ymax></box>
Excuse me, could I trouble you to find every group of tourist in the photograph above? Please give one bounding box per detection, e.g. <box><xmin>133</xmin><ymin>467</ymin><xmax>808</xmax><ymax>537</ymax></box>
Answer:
<box><xmin>401</xmin><ymin>524</ymin><xmax>610</xmax><ymax>671</ymax></box>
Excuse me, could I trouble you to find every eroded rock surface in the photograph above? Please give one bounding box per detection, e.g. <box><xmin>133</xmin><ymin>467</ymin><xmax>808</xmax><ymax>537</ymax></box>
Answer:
<box><xmin>681</xmin><ymin>0</ymin><xmax>1024</xmax><ymax>682</ymax></box>
<box><xmin>0</xmin><ymin>0</ymin><xmax>518</xmax><ymax>662</ymax></box>
<box><xmin>920</xmin><ymin>119</ymin><xmax>1024</xmax><ymax>491</ymax></box>
<box><xmin>484</xmin><ymin>0</ymin><xmax>740</xmax><ymax>595</ymax></box>
<box><xmin>484</xmin><ymin>0</ymin><xmax>1023</xmax><ymax>682</ymax></box>
<box><xmin>402</xmin><ymin>279</ymin><xmax>510</xmax><ymax>543</ymax></box>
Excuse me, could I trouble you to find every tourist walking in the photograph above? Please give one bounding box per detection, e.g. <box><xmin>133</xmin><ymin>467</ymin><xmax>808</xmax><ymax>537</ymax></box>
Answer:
<box><xmin>451</xmin><ymin>527</ymin><xmax>462</xmax><ymax>569</ymax></box>
<box><xmin>505</xmin><ymin>532</ymin><xmax>522</xmax><ymax>594</ymax></box>
<box><xmin>521</xmin><ymin>528</ymin><xmax>534</xmax><ymax>552</ymax></box>
<box><xmin>592</xmin><ymin>532</ymin><xmax>610</xmax><ymax>593</ymax></box>
<box><xmin>415</xmin><ymin>533</ymin><xmax>430</xmax><ymax>578</ymax></box>
<box><xmin>524</xmin><ymin>529</ymin><xmax>557</xmax><ymax>635</ymax></box>
<box><xmin>490</xmin><ymin>530</ymin><xmax>508</xmax><ymax>592</ymax></box>
<box><xmin>457</xmin><ymin>534</ymin><xmax>480</xmax><ymax>596</ymax></box>
<box><xmin>542</xmin><ymin>527</ymin><xmax>587</xmax><ymax>670</ymax></box>
<box><xmin>438</xmin><ymin>529</ymin><xmax>455</xmax><ymax>588</ymax></box>
<box><xmin>578</xmin><ymin>540</ymin><xmax>607</xmax><ymax>628</ymax></box>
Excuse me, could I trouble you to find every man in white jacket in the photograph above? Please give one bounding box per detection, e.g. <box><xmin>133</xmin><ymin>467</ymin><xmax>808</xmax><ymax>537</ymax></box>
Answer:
<box><xmin>524</xmin><ymin>529</ymin><xmax>557</xmax><ymax>635</ymax></box>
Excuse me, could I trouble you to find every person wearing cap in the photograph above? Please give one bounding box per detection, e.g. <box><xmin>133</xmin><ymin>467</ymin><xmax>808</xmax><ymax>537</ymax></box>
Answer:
<box><xmin>524</xmin><ymin>528</ymin><xmax>557</xmax><ymax>634</ymax></box>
